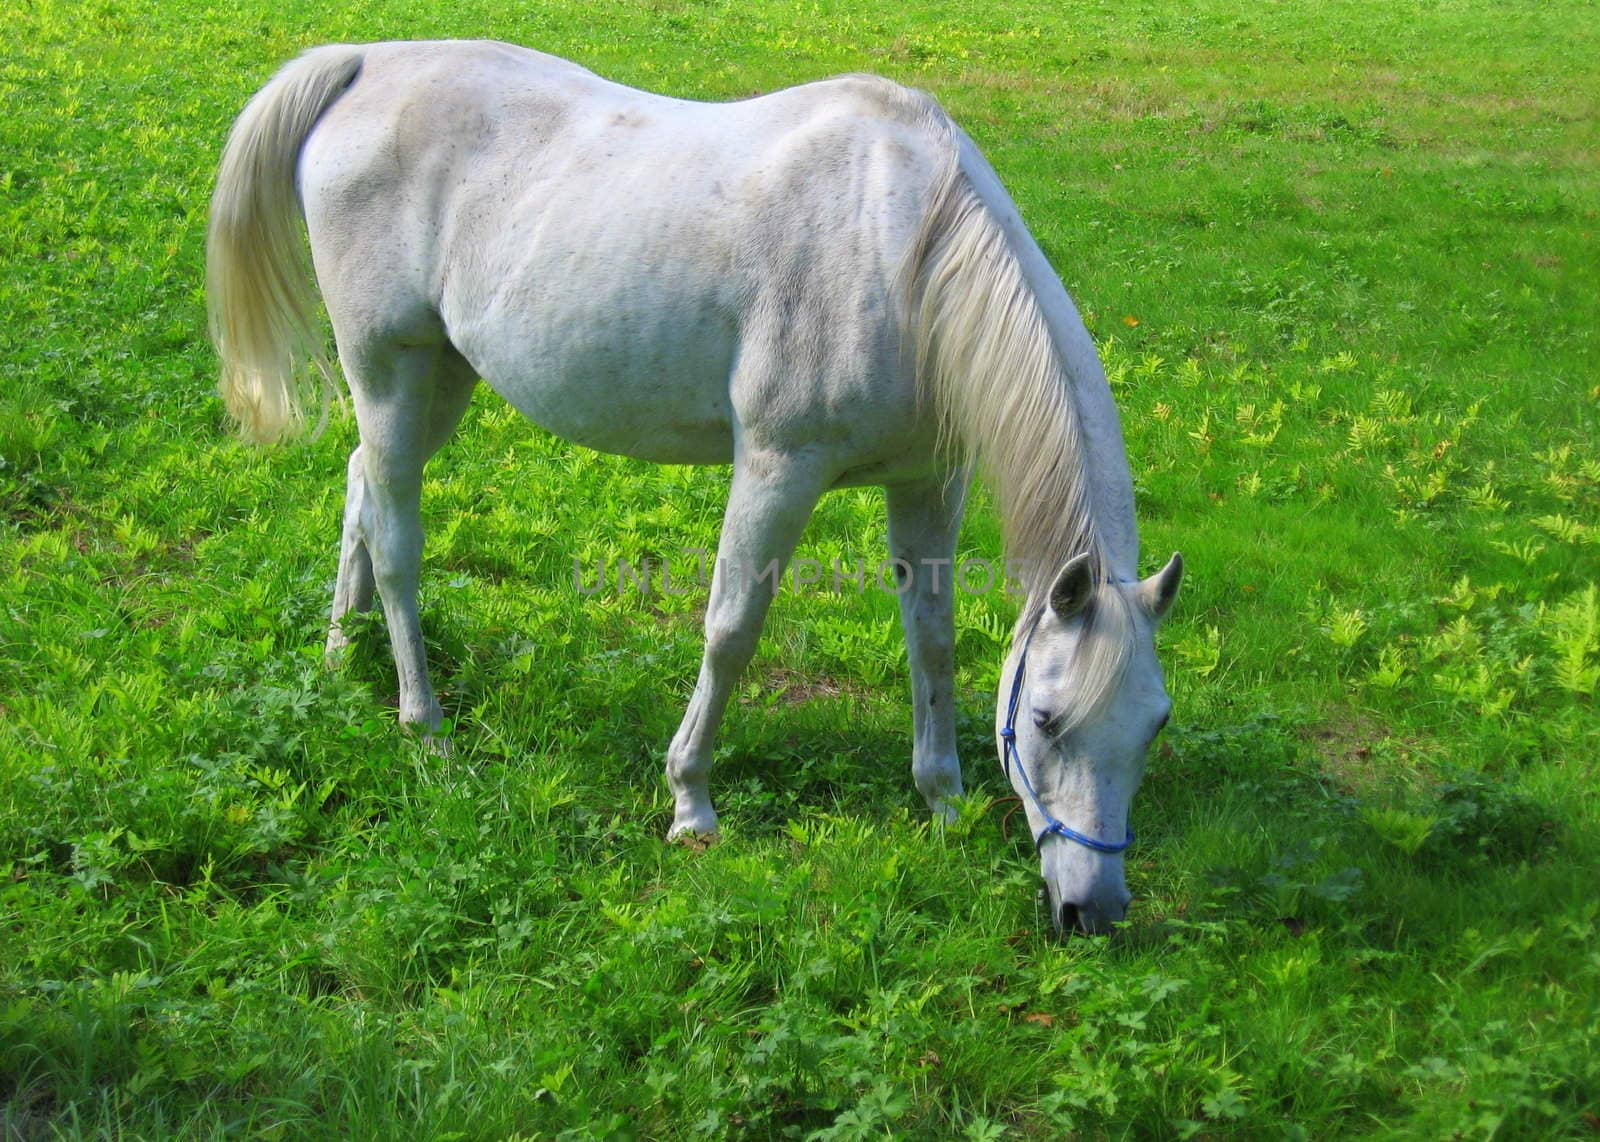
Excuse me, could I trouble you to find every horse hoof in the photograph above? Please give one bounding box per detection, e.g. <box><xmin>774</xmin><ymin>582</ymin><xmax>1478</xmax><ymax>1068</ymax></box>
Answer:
<box><xmin>668</xmin><ymin>822</ymin><xmax>720</xmax><ymax>851</ymax></box>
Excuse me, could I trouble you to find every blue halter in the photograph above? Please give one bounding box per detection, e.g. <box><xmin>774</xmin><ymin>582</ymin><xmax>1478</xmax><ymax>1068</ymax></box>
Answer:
<box><xmin>1000</xmin><ymin>622</ymin><xmax>1136</xmax><ymax>855</ymax></box>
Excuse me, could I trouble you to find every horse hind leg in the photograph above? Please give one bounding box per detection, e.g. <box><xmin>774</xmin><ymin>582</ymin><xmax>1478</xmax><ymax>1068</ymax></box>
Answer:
<box><xmin>325</xmin><ymin>444</ymin><xmax>377</xmax><ymax>661</ymax></box>
<box><xmin>885</xmin><ymin>474</ymin><xmax>968</xmax><ymax>820</ymax></box>
<box><xmin>327</xmin><ymin>346</ymin><xmax>477</xmax><ymax>660</ymax></box>
<box><xmin>327</xmin><ymin>341</ymin><xmax>476</xmax><ymax>734</ymax></box>
<box><xmin>666</xmin><ymin>446</ymin><xmax>830</xmax><ymax>839</ymax></box>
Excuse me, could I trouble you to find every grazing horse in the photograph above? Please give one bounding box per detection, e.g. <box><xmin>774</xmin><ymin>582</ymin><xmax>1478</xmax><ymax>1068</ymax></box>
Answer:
<box><xmin>207</xmin><ymin>40</ymin><xmax>1182</xmax><ymax>934</ymax></box>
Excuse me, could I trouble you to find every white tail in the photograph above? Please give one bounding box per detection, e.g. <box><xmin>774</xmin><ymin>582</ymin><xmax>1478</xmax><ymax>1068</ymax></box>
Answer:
<box><xmin>206</xmin><ymin>46</ymin><xmax>364</xmax><ymax>444</ymax></box>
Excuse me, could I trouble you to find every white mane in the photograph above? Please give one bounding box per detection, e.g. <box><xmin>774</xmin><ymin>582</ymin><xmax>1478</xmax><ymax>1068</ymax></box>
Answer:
<box><xmin>904</xmin><ymin>141</ymin><xmax>1136</xmax><ymax>728</ymax></box>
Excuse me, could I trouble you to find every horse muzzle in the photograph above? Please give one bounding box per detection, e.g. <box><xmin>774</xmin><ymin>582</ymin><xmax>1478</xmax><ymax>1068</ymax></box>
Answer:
<box><xmin>1041</xmin><ymin>846</ymin><xmax>1131</xmax><ymax>936</ymax></box>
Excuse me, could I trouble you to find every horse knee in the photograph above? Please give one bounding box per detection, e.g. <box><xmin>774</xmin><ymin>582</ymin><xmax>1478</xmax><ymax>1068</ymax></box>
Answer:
<box><xmin>702</xmin><ymin>616</ymin><xmax>758</xmax><ymax>675</ymax></box>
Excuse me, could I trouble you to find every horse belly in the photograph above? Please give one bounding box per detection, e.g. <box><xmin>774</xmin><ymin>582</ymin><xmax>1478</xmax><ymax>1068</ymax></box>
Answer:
<box><xmin>450</xmin><ymin>281</ymin><xmax>739</xmax><ymax>466</ymax></box>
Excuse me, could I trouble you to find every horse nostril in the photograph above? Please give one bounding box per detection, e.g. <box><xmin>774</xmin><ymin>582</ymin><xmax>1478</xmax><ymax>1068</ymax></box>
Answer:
<box><xmin>1059</xmin><ymin>902</ymin><xmax>1081</xmax><ymax>933</ymax></box>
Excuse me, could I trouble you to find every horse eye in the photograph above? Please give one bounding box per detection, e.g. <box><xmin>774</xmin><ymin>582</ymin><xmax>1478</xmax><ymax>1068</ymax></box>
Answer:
<box><xmin>1031</xmin><ymin>710</ymin><xmax>1053</xmax><ymax>730</ymax></box>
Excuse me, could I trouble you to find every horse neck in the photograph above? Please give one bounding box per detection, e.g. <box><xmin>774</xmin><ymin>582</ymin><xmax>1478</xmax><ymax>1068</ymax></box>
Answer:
<box><xmin>955</xmin><ymin>138</ymin><xmax>1141</xmax><ymax>581</ymax></box>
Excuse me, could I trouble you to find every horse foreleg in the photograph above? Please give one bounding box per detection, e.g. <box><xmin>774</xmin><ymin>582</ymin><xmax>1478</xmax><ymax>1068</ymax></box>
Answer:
<box><xmin>665</xmin><ymin>448</ymin><xmax>827</xmax><ymax>840</ymax></box>
<box><xmin>886</xmin><ymin>475</ymin><xmax>968</xmax><ymax>820</ymax></box>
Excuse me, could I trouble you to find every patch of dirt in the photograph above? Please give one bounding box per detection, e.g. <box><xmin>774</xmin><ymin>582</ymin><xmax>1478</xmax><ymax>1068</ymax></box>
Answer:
<box><xmin>1302</xmin><ymin>710</ymin><xmax>1417</xmax><ymax>796</ymax></box>
<box><xmin>753</xmin><ymin>668</ymin><xmax>867</xmax><ymax>707</ymax></box>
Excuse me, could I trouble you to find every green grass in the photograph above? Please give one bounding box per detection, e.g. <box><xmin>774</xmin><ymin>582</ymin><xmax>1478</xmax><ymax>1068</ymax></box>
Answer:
<box><xmin>2</xmin><ymin>0</ymin><xmax>1598</xmax><ymax>1137</ymax></box>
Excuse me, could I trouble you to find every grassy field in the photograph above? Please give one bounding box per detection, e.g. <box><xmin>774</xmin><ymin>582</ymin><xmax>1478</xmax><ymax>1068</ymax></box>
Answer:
<box><xmin>2</xmin><ymin>0</ymin><xmax>1598</xmax><ymax>1136</ymax></box>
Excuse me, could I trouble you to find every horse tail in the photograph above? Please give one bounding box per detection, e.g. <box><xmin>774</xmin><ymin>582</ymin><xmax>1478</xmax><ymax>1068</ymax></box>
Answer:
<box><xmin>206</xmin><ymin>45</ymin><xmax>364</xmax><ymax>444</ymax></box>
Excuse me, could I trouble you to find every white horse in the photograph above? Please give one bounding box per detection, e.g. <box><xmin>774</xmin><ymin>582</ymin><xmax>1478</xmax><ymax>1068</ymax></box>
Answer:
<box><xmin>207</xmin><ymin>40</ymin><xmax>1182</xmax><ymax>935</ymax></box>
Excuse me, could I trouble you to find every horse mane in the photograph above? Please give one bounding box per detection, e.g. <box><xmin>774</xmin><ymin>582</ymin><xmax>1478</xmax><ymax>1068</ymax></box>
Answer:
<box><xmin>903</xmin><ymin>134</ymin><xmax>1135</xmax><ymax>729</ymax></box>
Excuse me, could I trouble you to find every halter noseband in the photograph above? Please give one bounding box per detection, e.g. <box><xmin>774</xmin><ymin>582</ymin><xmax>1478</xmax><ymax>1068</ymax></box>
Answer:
<box><xmin>1000</xmin><ymin>621</ymin><xmax>1136</xmax><ymax>855</ymax></box>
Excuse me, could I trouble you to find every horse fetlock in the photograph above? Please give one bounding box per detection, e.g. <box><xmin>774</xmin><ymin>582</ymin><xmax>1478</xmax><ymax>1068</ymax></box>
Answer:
<box><xmin>913</xmin><ymin>755</ymin><xmax>963</xmax><ymax>809</ymax></box>
<box><xmin>398</xmin><ymin>695</ymin><xmax>443</xmax><ymax>733</ymax></box>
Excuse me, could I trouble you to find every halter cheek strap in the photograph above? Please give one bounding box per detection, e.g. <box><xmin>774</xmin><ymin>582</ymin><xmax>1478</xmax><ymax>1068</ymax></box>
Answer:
<box><xmin>1000</xmin><ymin>623</ymin><xmax>1136</xmax><ymax>855</ymax></box>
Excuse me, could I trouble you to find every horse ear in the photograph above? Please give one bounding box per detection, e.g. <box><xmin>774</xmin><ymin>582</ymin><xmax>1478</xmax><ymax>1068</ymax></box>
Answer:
<box><xmin>1137</xmin><ymin>552</ymin><xmax>1184</xmax><ymax>623</ymax></box>
<box><xmin>1049</xmin><ymin>553</ymin><xmax>1095</xmax><ymax>621</ymax></box>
